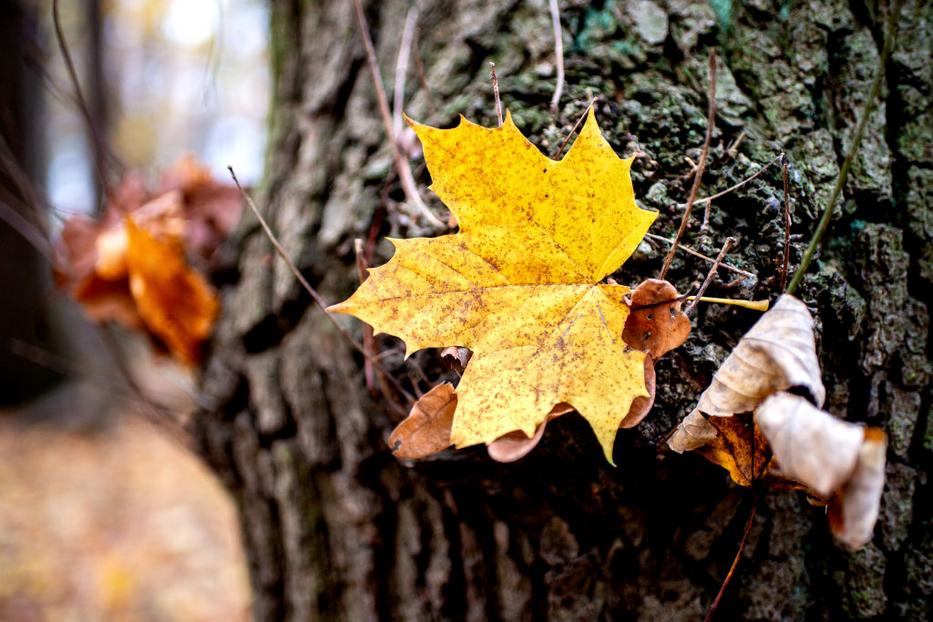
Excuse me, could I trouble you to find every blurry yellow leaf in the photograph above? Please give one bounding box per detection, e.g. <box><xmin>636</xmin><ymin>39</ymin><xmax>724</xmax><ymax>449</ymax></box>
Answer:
<box><xmin>330</xmin><ymin>108</ymin><xmax>658</xmax><ymax>461</ymax></box>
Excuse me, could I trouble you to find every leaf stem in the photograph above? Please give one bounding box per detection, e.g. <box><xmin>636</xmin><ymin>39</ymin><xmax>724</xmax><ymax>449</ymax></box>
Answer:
<box><xmin>786</xmin><ymin>0</ymin><xmax>902</xmax><ymax>294</ymax></box>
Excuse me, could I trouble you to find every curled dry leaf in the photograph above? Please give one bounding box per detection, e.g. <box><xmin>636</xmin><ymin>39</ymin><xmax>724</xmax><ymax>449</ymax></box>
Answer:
<box><xmin>331</xmin><ymin>107</ymin><xmax>658</xmax><ymax>462</ymax></box>
<box><xmin>692</xmin><ymin>294</ymin><xmax>825</xmax><ymax>418</ymax></box>
<box><xmin>159</xmin><ymin>154</ymin><xmax>244</xmax><ymax>258</ymax></box>
<box><xmin>388</xmin><ymin>383</ymin><xmax>457</xmax><ymax>460</ymax></box>
<box><xmin>755</xmin><ymin>392</ymin><xmax>865</xmax><ymax>498</ymax></box>
<box><xmin>829</xmin><ymin>428</ymin><xmax>887</xmax><ymax>548</ymax></box>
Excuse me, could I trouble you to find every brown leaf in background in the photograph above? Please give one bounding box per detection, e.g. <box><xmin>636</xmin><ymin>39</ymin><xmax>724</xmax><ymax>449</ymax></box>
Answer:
<box><xmin>622</xmin><ymin>279</ymin><xmax>691</xmax><ymax>359</ymax></box>
<box><xmin>160</xmin><ymin>154</ymin><xmax>243</xmax><ymax>258</ymax></box>
<box><xmin>829</xmin><ymin>428</ymin><xmax>887</xmax><ymax>548</ymax></box>
<box><xmin>124</xmin><ymin>219</ymin><xmax>218</xmax><ymax>366</ymax></box>
<box><xmin>388</xmin><ymin>383</ymin><xmax>457</xmax><ymax>460</ymax></box>
<box><xmin>691</xmin><ymin>294</ymin><xmax>825</xmax><ymax>418</ymax></box>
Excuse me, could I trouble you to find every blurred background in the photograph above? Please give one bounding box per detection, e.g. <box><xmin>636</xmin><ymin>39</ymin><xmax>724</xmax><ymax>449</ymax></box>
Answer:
<box><xmin>1</xmin><ymin>0</ymin><xmax>270</xmax><ymax>619</ymax></box>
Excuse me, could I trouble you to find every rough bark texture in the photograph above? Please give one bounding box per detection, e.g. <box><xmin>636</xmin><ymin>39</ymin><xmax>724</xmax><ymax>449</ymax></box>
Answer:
<box><xmin>193</xmin><ymin>0</ymin><xmax>931</xmax><ymax>619</ymax></box>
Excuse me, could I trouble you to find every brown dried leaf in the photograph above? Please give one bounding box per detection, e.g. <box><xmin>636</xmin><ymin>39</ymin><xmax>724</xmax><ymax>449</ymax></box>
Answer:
<box><xmin>667</xmin><ymin>410</ymin><xmax>719</xmax><ymax>453</ymax></box>
<box><xmin>619</xmin><ymin>355</ymin><xmax>657</xmax><ymax>428</ymax></box>
<box><xmin>622</xmin><ymin>279</ymin><xmax>691</xmax><ymax>359</ymax></box>
<box><xmin>486</xmin><ymin>404</ymin><xmax>573</xmax><ymax>463</ymax></box>
<box><xmin>694</xmin><ymin>412</ymin><xmax>771</xmax><ymax>487</ymax></box>
<box><xmin>388</xmin><ymin>383</ymin><xmax>457</xmax><ymax>460</ymax></box>
<box><xmin>160</xmin><ymin>154</ymin><xmax>243</xmax><ymax>257</ymax></box>
<box><xmin>828</xmin><ymin>428</ymin><xmax>887</xmax><ymax>549</ymax></box>
<box><xmin>755</xmin><ymin>392</ymin><xmax>865</xmax><ymax>497</ymax></box>
<box><xmin>692</xmin><ymin>294</ymin><xmax>825</xmax><ymax>418</ymax></box>
<box><xmin>124</xmin><ymin>219</ymin><xmax>219</xmax><ymax>366</ymax></box>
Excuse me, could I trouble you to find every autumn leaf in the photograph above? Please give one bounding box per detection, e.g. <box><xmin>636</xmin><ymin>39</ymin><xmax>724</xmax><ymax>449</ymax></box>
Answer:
<box><xmin>669</xmin><ymin>295</ymin><xmax>886</xmax><ymax>548</ymax></box>
<box><xmin>330</xmin><ymin>108</ymin><xmax>658</xmax><ymax>462</ymax></box>
<box><xmin>690</xmin><ymin>295</ymin><xmax>826</xmax><ymax>418</ymax></box>
<box><xmin>124</xmin><ymin>218</ymin><xmax>219</xmax><ymax>365</ymax></box>
<box><xmin>388</xmin><ymin>383</ymin><xmax>457</xmax><ymax>460</ymax></box>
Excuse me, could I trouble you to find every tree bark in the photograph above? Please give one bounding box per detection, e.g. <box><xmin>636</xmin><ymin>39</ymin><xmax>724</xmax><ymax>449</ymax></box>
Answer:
<box><xmin>193</xmin><ymin>0</ymin><xmax>931</xmax><ymax>619</ymax></box>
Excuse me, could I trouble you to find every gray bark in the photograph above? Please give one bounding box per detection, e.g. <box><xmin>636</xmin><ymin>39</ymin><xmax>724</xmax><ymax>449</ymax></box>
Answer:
<box><xmin>194</xmin><ymin>0</ymin><xmax>932</xmax><ymax>619</ymax></box>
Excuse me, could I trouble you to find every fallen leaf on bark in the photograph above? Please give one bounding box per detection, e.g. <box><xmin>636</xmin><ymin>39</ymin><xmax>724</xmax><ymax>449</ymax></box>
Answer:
<box><xmin>622</xmin><ymin>279</ymin><xmax>691</xmax><ymax>359</ymax></box>
<box><xmin>388</xmin><ymin>383</ymin><xmax>457</xmax><ymax>460</ymax></box>
<box><xmin>828</xmin><ymin>428</ymin><xmax>886</xmax><ymax>548</ymax></box>
<box><xmin>755</xmin><ymin>392</ymin><xmax>865</xmax><ymax>497</ymax></box>
<box><xmin>691</xmin><ymin>294</ymin><xmax>825</xmax><ymax>418</ymax></box>
<box><xmin>668</xmin><ymin>295</ymin><xmax>886</xmax><ymax>548</ymax></box>
<box><xmin>331</xmin><ymin>107</ymin><xmax>660</xmax><ymax>462</ymax></box>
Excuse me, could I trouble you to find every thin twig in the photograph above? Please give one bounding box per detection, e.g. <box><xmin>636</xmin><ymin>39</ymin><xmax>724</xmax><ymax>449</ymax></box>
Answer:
<box><xmin>0</xmin><ymin>200</ymin><xmax>54</xmax><ymax>259</ymax></box>
<box><xmin>351</xmin><ymin>0</ymin><xmax>444</xmax><ymax>229</ymax></box>
<box><xmin>548</xmin><ymin>0</ymin><xmax>564</xmax><ymax>113</ymax></box>
<box><xmin>51</xmin><ymin>0</ymin><xmax>119</xmax><ymax>194</ymax></box>
<box><xmin>490</xmin><ymin>62</ymin><xmax>503</xmax><ymax>126</ymax></box>
<box><xmin>700</xmin><ymin>198</ymin><xmax>712</xmax><ymax>232</ymax></box>
<box><xmin>552</xmin><ymin>97</ymin><xmax>597</xmax><ymax>159</ymax></box>
<box><xmin>392</xmin><ymin>7</ymin><xmax>419</xmax><ymax>139</ymax></box>
<box><xmin>660</xmin><ymin>51</ymin><xmax>717</xmax><ymax>279</ymax></box>
<box><xmin>685</xmin><ymin>236</ymin><xmax>736</xmax><ymax>316</ymax></box>
<box><xmin>353</xmin><ymin>238</ymin><xmax>376</xmax><ymax>393</ymax></box>
<box><xmin>780</xmin><ymin>154</ymin><xmax>791</xmax><ymax>291</ymax></box>
<box><xmin>410</xmin><ymin>28</ymin><xmax>438</xmax><ymax>116</ymax></box>
<box><xmin>645</xmin><ymin>235</ymin><xmax>754</xmax><ymax>280</ymax></box>
<box><xmin>726</xmin><ymin>130</ymin><xmax>746</xmax><ymax>159</ymax></box>
<box><xmin>675</xmin><ymin>154</ymin><xmax>783</xmax><ymax>209</ymax></box>
<box><xmin>786</xmin><ymin>0</ymin><xmax>903</xmax><ymax>294</ymax></box>
<box><xmin>228</xmin><ymin>166</ymin><xmax>414</xmax><ymax>402</ymax></box>
<box><xmin>704</xmin><ymin>495</ymin><xmax>759</xmax><ymax>622</ymax></box>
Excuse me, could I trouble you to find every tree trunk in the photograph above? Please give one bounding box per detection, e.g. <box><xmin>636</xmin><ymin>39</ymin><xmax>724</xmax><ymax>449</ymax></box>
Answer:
<box><xmin>193</xmin><ymin>0</ymin><xmax>931</xmax><ymax>619</ymax></box>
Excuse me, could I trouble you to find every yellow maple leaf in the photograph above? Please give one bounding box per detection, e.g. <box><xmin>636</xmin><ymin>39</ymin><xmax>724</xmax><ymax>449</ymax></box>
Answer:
<box><xmin>329</xmin><ymin>108</ymin><xmax>657</xmax><ymax>462</ymax></box>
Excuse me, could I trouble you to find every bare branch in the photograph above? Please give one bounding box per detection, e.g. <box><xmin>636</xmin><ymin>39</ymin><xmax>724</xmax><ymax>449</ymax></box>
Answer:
<box><xmin>351</xmin><ymin>0</ymin><xmax>444</xmax><ymax>229</ymax></box>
